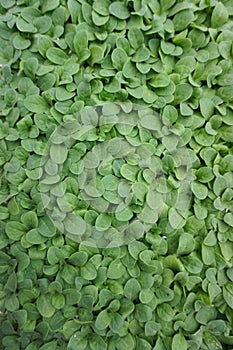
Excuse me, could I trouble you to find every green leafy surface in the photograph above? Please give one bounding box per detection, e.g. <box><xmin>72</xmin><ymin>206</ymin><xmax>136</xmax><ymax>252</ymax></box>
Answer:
<box><xmin>0</xmin><ymin>0</ymin><xmax>233</xmax><ymax>349</ymax></box>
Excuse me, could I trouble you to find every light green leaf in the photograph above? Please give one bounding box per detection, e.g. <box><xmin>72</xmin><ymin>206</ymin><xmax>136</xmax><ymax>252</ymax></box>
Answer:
<box><xmin>38</xmin><ymin>215</ymin><xmax>56</xmax><ymax>238</ymax></box>
<box><xmin>211</xmin><ymin>2</ymin><xmax>229</xmax><ymax>28</ymax></box>
<box><xmin>95</xmin><ymin>213</ymin><xmax>111</xmax><ymax>231</ymax></box>
<box><xmin>109</xmin><ymin>2</ymin><xmax>130</xmax><ymax>19</ymax></box>
<box><xmin>68</xmin><ymin>334</ymin><xmax>87</xmax><ymax>350</ymax></box>
<box><xmin>95</xmin><ymin>309</ymin><xmax>111</xmax><ymax>330</ymax></box>
<box><xmin>223</xmin><ymin>212</ymin><xmax>233</xmax><ymax>227</ymax></box>
<box><xmin>174</xmin><ymin>84</ymin><xmax>193</xmax><ymax>104</ymax></box>
<box><xmin>5</xmin><ymin>221</ymin><xmax>27</xmax><ymax>240</ymax></box>
<box><xmin>177</xmin><ymin>233</ymin><xmax>195</xmax><ymax>255</ymax></box>
<box><xmin>41</xmin><ymin>0</ymin><xmax>59</xmax><ymax>13</ymax></box>
<box><xmin>124</xmin><ymin>278</ymin><xmax>141</xmax><ymax>300</ymax></box>
<box><xmin>24</xmin><ymin>95</ymin><xmax>49</xmax><ymax>113</ymax></box>
<box><xmin>64</xmin><ymin>213</ymin><xmax>86</xmax><ymax>236</ymax></box>
<box><xmin>46</xmin><ymin>47</ymin><xmax>67</xmax><ymax>65</ymax></box>
<box><xmin>93</xmin><ymin>0</ymin><xmax>110</xmax><ymax>16</ymax></box>
<box><xmin>36</xmin><ymin>294</ymin><xmax>55</xmax><ymax>318</ymax></box>
<box><xmin>172</xmin><ymin>333</ymin><xmax>187</xmax><ymax>350</ymax></box>
<box><xmin>109</xmin><ymin>312</ymin><xmax>124</xmax><ymax>333</ymax></box>
<box><xmin>49</xmin><ymin>144</ymin><xmax>68</xmax><ymax>164</ymax></box>
<box><xmin>140</xmin><ymin>113</ymin><xmax>161</xmax><ymax>131</ymax></box>
<box><xmin>128</xmin><ymin>27</ymin><xmax>144</xmax><ymax>50</ymax></box>
<box><xmin>111</xmin><ymin>48</ymin><xmax>128</xmax><ymax>71</ymax></box>
<box><xmin>191</xmin><ymin>182</ymin><xmax>208</xmax><ymax>200</ymax></box>
<box><xmin>21</xmin><ymin>211</ymin><xmax>38</xmax><ymax>229</ymax></box>
<box><xmin>168</xmin><ymin>208</ymin><xmax>184</xmax><ymax>229</ymax></box>
<box><xmin>107</xmin><ymin>259</ymin><xmax>126</xmax><ymax>279</ymax></box>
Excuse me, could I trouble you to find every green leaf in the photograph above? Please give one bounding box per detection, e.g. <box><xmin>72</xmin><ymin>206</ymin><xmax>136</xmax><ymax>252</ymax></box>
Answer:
<box><xmin>168</xmin><ymin>208</ymin><xmax>184</xmax><ymax>229</ymax></box>
<box><xmin>191</xmin><ymin>182</ymin><xmax>208</xmax><ymax>200</ymax></box>
<box><xmin>196</xmin><ymin>167</ymin><xmax>214</xmax><ymax>183</ymax></box>
<box><xmin>33</xmin><ymin>16</ymin><xmax>52</xmax><ymax>34</ymax></box>
<box><xmin>139</xmin><ymin>288</ymin><xmax>154</xmax><ymax>304</ymax></box>
<box><xmin>109</xmin><ymin>2</ymin><xmax>130</xmax><ymax>19</ymax></box>
<box><xmin>69</xmin><ymin>251</ymin><xmax>88</xmax><ymax>266</ymax></box>
<box><xmin>172</xmin><ymin>333</ymin><xmax>187</xmax><ymax>350</ymax></box>
<box><xmin>145</xmin><ymin>321</ymin><xmax>160</xmax><ymax>337</ymax></box>
<box><xmin>200</xmin><ymin>98</ymin><xmax>215</xmax><ymax>119</ymax></box>
<box><xmin>138</xmin><ymin>204</ymin><xmax>159</xmax><ymax>224</ymax></box>
<box><xmin>24</xmin><ymin>95</ymin><xmax>49</xmax><ymax>113</ymax></box>
<box><xmin>132</xmin><ymin>182</ymin><xmax>148</xmax><ymax>202</ymax></box>
<box><xmin>13</xmin><ymin>34</ymin><xmax>31</xmax><ymax>49</ymax></box>
<box><xmin>92</xmin><ymin>11</ymin><xmax>109</xmax><ymax>26</ymax></box>
<box><xmin>157</xmin><ymin>303</ymin><xmax>175</xmax><ymax>322</ymax></box>
<box><xmin>203</xmin><ymin>332</ymin><xmax>223</xmax><ymax>350</ymax></box>
<box><xmin>181</xmin><ymin>255</ymin><xmax>203</xmax><ymax>274</ymax></box>
<box><xmin>124</xmin><ymin>278</ymin><xmax>141</xmax><ymax>300</ymax></box>
<box><xmin>120</xmin><ymin>164</ymin><xmax>138</xmax><ymax>182</ymax></box>
<box><xmin>117</xmin><ymin>334</ymin><xmax>135</xmax><ymax>350</ymax></box>
<box><xmin>93</xmin><ymin>0</ymin><xmax>110</xmax><ymax>16</ymax></box>
<box><xmin>41</xmin><ymin>0</ymin><xmax>59</xmax><ymax>13</ymax></box>
<box><xmin>115</xmin><ymin>205</ymin><xmax>133</xmax><ymax>222</ymax></box>
<box><xmin>140</xmin><ymin>113</ymin><xmax>161</xmax><ymax>131</ymax></box>
<box><xmin>95</xmin><ymin>213</ymin><xmax>111</xmax><ymax>231</ymax></box>
<box><xmin>26</xmin><ymin>228</ymin><xmax>47</xmax><ymax>244</ymax></box>
<box><xmin>177</xmin><ymin>233</ymin><xmax>195</xmax><ymax>255</ymax></box>
<box><xmin>149</xmin><ymin>73</ymin><xmax>170</xmax><ymax>88</ymax></box>
<box><xmin>46</xmin><ymin>47</ymin><xmax>67</xmax><ymax>65</ymax></box>
<box><xmin>135</xmin><ymin>304</ymin><xmax>152</xmax><ymax>322</ymax></box>
<box><xmin>89</xmin><ymin>45</ymin><xmax>105</xmax><ymax>65</ymax></box>
<box><xmin>174</xmin><ymin>84</ymin><xmax>193</xmax><ymax>104</ymax></box>
<box><xmin>55</xmin><ymin>87</ymin><xmax>75</xmax><ymax>101</ymax></box>
<box><xmin>211</xmin><ymin>2</ymin><xmax>229</xmax><ymax>28</ymax></box>
<box><xmin>111</xmin><ymin>48</ymin><xmax>128</xmax><ymax>71</ymax></box>
<box><xmin>223</xmin><ymin>283</ymin><xmax>233</xmax><ymax>309</ymax></box>
<box><xmin>16</xmin><ymin>18</ymin><xmax>36</xmax><ymax>33</ymax></box>
<box><xmin>64</xmin><ymin>213</ymin><xmax>87</xmax><ymax>236</ymax></box>
<box><xmin>162</xmin><ymin>105</ymin><xmax>178</xmax><ymax>125</ymax></box>
<box><xmin>36</xmin><ymin>294</ymin><xmax>55</xmax><ymax>318</ymax></box>
<box><xmin>80</xmin><ymin>262</ymin><xmax>97</xmax><ymax>280</ymax></box>
<box><xmin>173</xmin><ymin>9</ymin><xmax>194</xmax><ymax>31</ymax></box>
<box><xmin>5</xmin><ymin>221</ymin><xmax>27</xmax><ymax>240</ymax></box>
<box><xmin>136</xmin><ymin>338</ymin><xmax>152</xmax><ymax>350</ymax></box>
<box><xmin>220</xmin><ymin>126</ymin><xmax>233</xmax><ymax>142</ymax></box>
<box><xmin>132</xmin><ymin>47</ymin><xmax>150</xmax><ymax>63</ymax></box>
<box><xmin>52</xmin><ymin>294</ymin><xmax>65</xmax><ymax>309</ymax></box>
<box><xmin>223</xmin><ymin>212</ymin><xmax>233</xmax><ymax>227</ymax></box>
<box><xmin>73</xmin><ymin>30</ymin><xmax>88</xmax><ymax>54</ymax></box>
<box><xmin>128</xmin><ymin>241</ymin><xmax>147</xmax><ymax>260</ymax></box>
<box><xmin>89</xmin><ymin>335</ymin><xmax>107</xmax><ymax>350</ymax></box>
<box><xmin>119</xmin><ymin>298</ymin><xmax>134</xmax><ymax>317</ymax></box>
<box><xmin>63</xmin><ymin>289</ymin><xmax>80</xmax><ymax>306</ymax></box>
<box><xmin>68</xmin><ymin>334</ymin><xmax>87</xmax><ymax>350</ymax></box>
<box><xmin>5</xmin><ymin>294</ymin><xmax>19</xmax><ymax>311</ymax></box>
<box><xmin>95</xmin><ymin>309</ymin><xmax>111</xmax><ymax>330</ymax></box>
<box><xmin>109</xmin><ymin>312</ymin><xmax>124</xmax><ymax>333</ymax></box>
<box><xmin>107</xmin><ymin>259</ymin><xmax>126</xmax><ymax>279</ymax></box>
<box><xmin>104</xmin><ymin>77</ymin><xmax>121</xmax><ymax>93</ymax></box>
<box><xmin>5</xmin><ymin>272</ymin><xmax>17</xmax><ymax>293</ymax></box>
<box><xmin>50</xmin><ymin>144</ymin><xmax>68</xmax><ymax>164</ymax></box>
<box><xmin>219</xmin><ymin>155</ymin><xmax>233</xmax><ymax>173</ymax></box>
<box><xmin>38</xmin><ymin>215</ymin><xmax>56</xmax><ymax>237</ymax></box>
<box><xmin>128</xmin><ymin>27</ymin><xmax>144</xmax><ymax>50</ymax></box>
<box><xmin>7</xmin><ymin>197</ymin><xmax>19</xmax><ymax>215</ymax></box>
<box><xmin>21</xmin><ymin>211</ymin><xmax>38</xmax><ymax>229</ymax></box>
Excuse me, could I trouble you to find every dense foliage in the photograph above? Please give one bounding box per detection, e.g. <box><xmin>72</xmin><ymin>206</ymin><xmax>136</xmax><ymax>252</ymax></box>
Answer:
<box><xmin>0</xmin><ymin>0</ymin><xmax>233</xmax><ymax>349</ymax></box>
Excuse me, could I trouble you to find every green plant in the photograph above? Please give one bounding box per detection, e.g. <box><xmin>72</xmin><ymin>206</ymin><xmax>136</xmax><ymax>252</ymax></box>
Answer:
<box><xmin>0</xmin><ymin>0</ymin><xmax>232</xmax><ymax>349</ymax></box>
